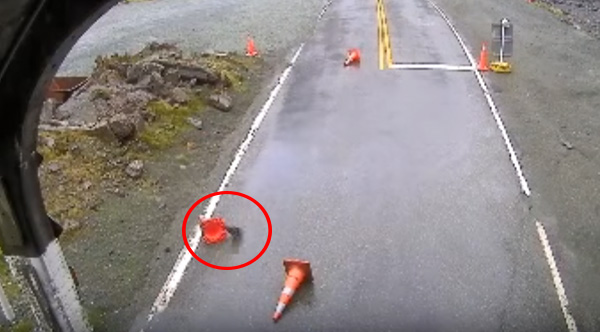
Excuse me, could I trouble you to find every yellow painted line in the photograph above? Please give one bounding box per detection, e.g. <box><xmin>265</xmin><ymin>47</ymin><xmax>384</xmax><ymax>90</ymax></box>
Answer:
<box><xmin>376</xmin><ymin>0</ymin><xmax>393</xmax><ymax>70</ymax></box>
<box><xmin>381</xmin><ymin>0</ymin><xmax>393</xmax><ymax>67</ymax></box>
<box><xmin>377</xmin><ymin>0</ymin><xmax>385</xmax><ymax>69</ymax></box>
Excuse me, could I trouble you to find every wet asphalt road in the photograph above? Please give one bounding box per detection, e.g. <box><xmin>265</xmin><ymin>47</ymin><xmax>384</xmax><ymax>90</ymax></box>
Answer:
<box><xmin>136</xmin><ymin>0</ymin><xmax>568</xmax><ymax>330</ymax></box>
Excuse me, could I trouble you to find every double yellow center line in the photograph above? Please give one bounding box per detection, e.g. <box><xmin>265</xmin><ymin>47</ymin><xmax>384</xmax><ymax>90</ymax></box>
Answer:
<box><xmin>377</xmin><ymin>0</ymin><xmax>393</xmax><ymax>70</ymax></box>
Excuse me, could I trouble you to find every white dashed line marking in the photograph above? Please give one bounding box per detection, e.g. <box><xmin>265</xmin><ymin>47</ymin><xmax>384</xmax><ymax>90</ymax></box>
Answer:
<box><xmin>536</xmin><ymin>221</ymin><xmax>579</xmax><ymax>332</ymax></box>
<box><xmin>142</xmin><ymin>0</ymin><xmax>338</xmax><ymax>327</ymax></box>
<box><xmin>142</xmin><ymin>44</ymin><xmax>305</xmax><ymax>327</ymax></box>
<box><xmin>427</xmin><ymin>1</ymin><xmax>577</xmax><ymax>331</ymax></box>
<box><xmin>427</xmin><ymin>0</ymin><xmax>530</xmax><ymax>196</ymax></box>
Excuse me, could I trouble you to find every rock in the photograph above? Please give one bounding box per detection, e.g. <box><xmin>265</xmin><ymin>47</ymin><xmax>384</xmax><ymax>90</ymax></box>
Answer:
<box><xmin>40</xmin><ymin>99</ymin><xmax>60</xmax><ymax>123</ymax></box>
<box><xmin>143</xmin><ymin>62</ymin><xmax>165</xmax><ymax>76</ymax></box>
<box><xmin>141</xmin><ymin>110</ymin><xmax>156</xmax><ymax>122</ymax></box>
<box><xmin>127</xmin><ymin>62</ymin><xmax>164</xmax><ymax>84</ymax></box>
<box><xmin>159</xmin><ymin>202</ymin><xmax>167</xmax><ymax>210</ymax></box>
<box><xmin>90</xmin><ymin>86</ymin><xmax>112</xmax><ymax>101</ymax></box>
<box><xmin>177</xmin><ymin>65</ymin><xmax>219</xmax><ymax>85</ymax></box>
<box><xmin>110</xmin><ymin>188</ymin><xmax>126</xmax><ymax>197</ymax></box>
<box><xmin>96</xmin><ymin>69</ymin><xmax>122</xmax><ymax>85</ymax></box>
<box><xmin>126</xmin><ymin>64</ymin><xmax>144</xmax><ymax>84</ymax></box>
<box><xmin>187</xmin><ymin>117</ymin><xmax>203</xmax><ymax>130</ymax></box>
<box><xmin>171</xmin><ymin>87</ymin><xmax>189</xmax><ymax>104</ymax></box>
<box><xmin>139</xmin><ymin>72</ymin><xmax>167</xmax><ymax>96</ymax></box>
<box><xmin>47</xmin><ymin>162</ymin><xmax>61</xmax><ymax>173</ymax></box>
<box><xmin>131</xmin><ymin>113</ymin><xmax>146</xmax><ymax>134</ymax></box>
<box><xmin>61</xmin><ymin>219</ymin><xmax>81</xmax><ymax>232</ymax></box>
<box><xmin>108</xmin><ymin>114</ymin><xmax>136</xmax><ymax>142</ymax></box>
<box><xmin>56</xmin><ymin>86</ymin><xmax>104</xmax><ymax>124</ymax></box>
<box><xmin>125</xmin><ymin>160</ymin><xmax>144</xmax><ymax>179</ymax></box>
<box><xmin>163</xmin><ymin>69</ymin><xmax>180</xmax><ymax>85</ymax></box>
<box><xmin>40</xmin><ymin>135</ymin><xmax>55</xmax><ymax>148</ymax></box>
<box><xmin>209</xmin><ymin>93</ymin><xmax>233</xmax><ymax>112</ymax></box>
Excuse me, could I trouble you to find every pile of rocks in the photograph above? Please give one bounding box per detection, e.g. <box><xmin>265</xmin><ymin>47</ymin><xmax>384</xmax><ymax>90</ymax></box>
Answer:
<box><xmin>41</xmin><ymin>42</ymin><xmax>237</xmax><ymax>142</ymax></box>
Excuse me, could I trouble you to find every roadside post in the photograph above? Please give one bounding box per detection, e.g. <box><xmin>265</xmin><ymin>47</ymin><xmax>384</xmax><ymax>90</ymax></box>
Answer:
<box><xmin>490</xmin><ymin>18</ymin><xmax>513</xmax><ymax>73</ymax></box>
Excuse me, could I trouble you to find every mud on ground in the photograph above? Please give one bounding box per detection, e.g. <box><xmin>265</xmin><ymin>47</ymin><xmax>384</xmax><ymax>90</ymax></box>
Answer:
<box><xmin>37</xmin><ymin>43</ymin><xmax>277</xmax><ymax>331</ymax></box>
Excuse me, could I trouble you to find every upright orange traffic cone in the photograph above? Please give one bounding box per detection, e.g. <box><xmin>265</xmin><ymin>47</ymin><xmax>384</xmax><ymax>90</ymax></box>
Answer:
<box><xmin>272</xmin><ymin>259</ymin><xmax>313</xmax><ymax>322</ymax></box>
<box><xmin>246</xmin><ymin>37</ymin><xmax>258</xmax><ymax>57</ymax></box>
<box><xmin>344</xmin><ymin>48</ymin><xmax>361</xmax><ymax>66</ymax></box>
<box><xmin>477</xmin><ymin>42</ymin><xmax>489</xmax><ymax>72</ymax></box>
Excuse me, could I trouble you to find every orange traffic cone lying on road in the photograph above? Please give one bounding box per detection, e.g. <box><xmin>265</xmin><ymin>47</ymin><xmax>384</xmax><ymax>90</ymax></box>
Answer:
<box><xmin>344</xmin><ymin>48</ymin><xmax>361</xmax><ymax>66</ymax></box>
<box><xmin>198</xmin><ymin>216</ymin><xmax>242</xmax><ymax>244</ymax></box>
<box><xmin>273</xmin><ymin>259</ymin><xmax>313</xmax><ymax>322</ymax></box>
<box><xmin>477</xmin><ymin>42</ymin><xmax>489</xmax><ymax>72</ymax></box>
<box><xmin>246</xmin><ymin>36</ymin><xmax>258</xmax><ymax>57</ymax></box>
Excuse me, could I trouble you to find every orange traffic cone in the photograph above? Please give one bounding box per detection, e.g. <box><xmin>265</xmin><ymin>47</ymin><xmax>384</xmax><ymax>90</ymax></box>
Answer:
<box><xmin>477</xmin><ymin>42</ymin><xmax>489</xmax><ymax>72</ymax></box>
<box><xmin>344</xmin><ymin>48</ymin><xmax>361</xmax><ymax>66</ymax></box>
<box><xmin>272</xmin><ymin>259</ymin><xmax>313</xmax><ymax>322</ymax></box>
<box><xmin>246</xmin><ymin>37</ymin><xmax>258</xmax><ymax>57</ymax></box>
<box><xmin>199</xmin><ymin>216</ymin><xmax>228</xmax><ymax>244</ymax></box>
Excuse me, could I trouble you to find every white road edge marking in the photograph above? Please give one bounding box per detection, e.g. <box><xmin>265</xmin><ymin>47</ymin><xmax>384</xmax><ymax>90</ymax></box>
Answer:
<box><xmin>427</xmin><ymin>1</ymin><xmax>577</xmax><ymax>331</ymax></box>
<box><xmin>536</xmin><ymin>221</ymin><xmax>578</xmax><ymax>332</ymax></box>
<box><xmin>142</xmin><ymin>44</ymin><xmax>305</xmax><ymax>326</ymax></box>
<box><xmin>427</xmin><ymin>0</ymin><xmax>530</xmax><ymax>197</ymax></box>
<box><xmin>389</xmin><ymin>63</ymin><xmax>474</xmax><ymax>71</ymax></box>
<box><xmin>318</xmin><ymin>0</ymin><xmax>334</xmax><ymax>20</ymax></box>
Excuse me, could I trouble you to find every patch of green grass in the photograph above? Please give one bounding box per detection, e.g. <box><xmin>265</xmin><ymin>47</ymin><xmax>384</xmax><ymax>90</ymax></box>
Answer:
<box><xmin>11</xmin><ymin>320</ymin><xmax>34</xmax><ymax>332</ymax></box>
<box><xmin>0</xmin><ymin>250</ymin><xmax>20</xmax><ymax>302</ymax></box>
<box><xmin>86</xmin><ymin>307</ymin><xmax>108</xmax><ymax>332</ymax></box>
<box><xmin>200</xmin><ymin>54</ymin><xmax>259</xmax><ymax>92</ymax></box>
<box><xmin>38</xmin><ymin>131</ymin><xmax>120</xmax><ymax>222</ymax></box>
<box><xmin>139</xmin><ymin>97</ymin><xmax>205</xmax><ymax>149</ymax></box>
<box><xmin>39</xmin><ymin>95</ymin><xmax>204</xmax><ymax>230</ymax></box>
<box><xmin>91</xmin><ymin>88</ymin><xmax>111</xmax><ymax>101</ymax></box>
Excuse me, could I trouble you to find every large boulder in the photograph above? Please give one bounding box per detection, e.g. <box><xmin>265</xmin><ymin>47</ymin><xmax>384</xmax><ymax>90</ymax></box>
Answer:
<box><xmin>108</xmin><ymin>113</ymin><xmax>136</xmax><ymax>142</ymax></box>
<box><xmin>209</xmin><ymin>92</ymin><xmax>233</xmax><ymax>112</ymax></box>
<box><xmin>127</xmin><ymin>61</ymin><xmax>164</xmax><ymax>84</ymax></box>
<box><xmin>170</xmin><ymin>87</ymin><xmax>190</xmax><ymax>104</ymax></box>
<box><xmin>175</xmin><ymin>64</ymin><xmax>219</xmax><ymax>85</ymax></box>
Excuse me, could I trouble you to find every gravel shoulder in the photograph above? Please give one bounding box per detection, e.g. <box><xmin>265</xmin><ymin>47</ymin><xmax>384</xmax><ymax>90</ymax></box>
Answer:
<box><xmin>432</xmin><ymin>0</ymin><xmax>600</xmax><ymax>330</ymax></box>
<box><xmin>58</xmin><ymin>0</ymin><xmax>326</xmax><ymax>75</ymax></box>
<box><xmin>538</xmin><ymin>0</ymin><xmax>600</xmax><ymax>39</ymax></box>
<box><xmin>52</xmin><ymin>53</ymin><xmax>285</xmax><ymax>332</ymax></box>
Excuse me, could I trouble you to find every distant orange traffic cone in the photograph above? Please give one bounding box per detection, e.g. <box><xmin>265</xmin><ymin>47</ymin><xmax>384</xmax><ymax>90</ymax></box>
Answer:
<box><xmin>272</xmin><ymin>259</ymin><xmax>313</xmax><ymax>322</ymax></box>
<box><xmin>477</xmin><ymin>42</ymin><xmax>489</xmax><ymax>72</ymax></box>
<box><xmin>199</xmin><ymin>216</ymin><xmax>228</xmax><ymax>244</ymax></box>
<box><xmin>246</xmin><ymin>37</ymin><xmax>258</xmax><ymax>57</ymax></box>
<box><xmin>344</xmin><ymin>48</ymin><xmax>361</xmax><ymax>66</ymax></box>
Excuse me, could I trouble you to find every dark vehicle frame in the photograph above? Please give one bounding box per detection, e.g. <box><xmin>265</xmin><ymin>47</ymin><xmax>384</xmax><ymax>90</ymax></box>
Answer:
<box><xmin>0</xmin><ymin>1</ymin><xmax>119</xmax><ymax>330</ymax></box>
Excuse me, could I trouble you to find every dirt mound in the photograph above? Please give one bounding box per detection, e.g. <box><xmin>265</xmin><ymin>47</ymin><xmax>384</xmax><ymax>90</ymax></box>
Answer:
<box><xmin>42</xmin><ymin>42</ymin><xmax>252</xmax><ymax>143</ymax></box>
<box><xmin>38</xmin><ymin>42</ymin><xmax>261</xmax><ymax>223</ymax></box>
